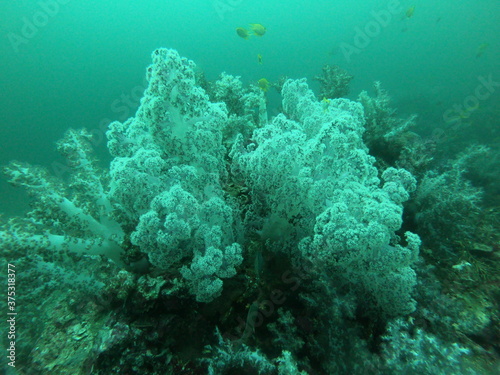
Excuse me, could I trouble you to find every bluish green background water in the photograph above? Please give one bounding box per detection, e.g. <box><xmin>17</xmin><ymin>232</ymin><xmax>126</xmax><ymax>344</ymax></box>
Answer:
<box><xmin>1</xmin><ymin>0</ymin><xmax>499</xmax><ymax>216</ymax></box>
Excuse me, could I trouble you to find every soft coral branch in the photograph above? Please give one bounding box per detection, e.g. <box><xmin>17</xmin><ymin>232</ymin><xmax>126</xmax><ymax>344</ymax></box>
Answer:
<box><xmin>2</xmin><ymin>129</ymin><xmax>125</xmax><ymax>266</ymax></box>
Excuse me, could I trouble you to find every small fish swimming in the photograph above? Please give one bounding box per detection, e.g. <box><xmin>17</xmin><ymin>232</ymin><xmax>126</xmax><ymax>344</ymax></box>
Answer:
<box><xmin>257</xmin><ymin>54</ymin><xmax>263</xmax><ymax>64</ymax></box>
<box><xmin>249</xmin><ymin>23</ymin><xmax>266</xmax><ymax>37</ymax></box>
<box><xmin>236</xmin><ymin>24</ymin><xmax>266</xmax><ymax>39</ymax></box>
<box><xmin>236</xmin><ymin>27</ymin><xmax>250</xmax><ymax>40</ymax></box>
<box><xmin>406</xmin><ymin>5</ymin><xmax>415</xmax><ymax>18</ymax></box>
<box><xmin>258</xmin><ymin>78</ymin><xmax>271</xmax><ymax>92</ymax></box>
<box><xmin>321</xmin><ymin>97</ymin><xmax>331</xmax><ymax>112</ymax></box>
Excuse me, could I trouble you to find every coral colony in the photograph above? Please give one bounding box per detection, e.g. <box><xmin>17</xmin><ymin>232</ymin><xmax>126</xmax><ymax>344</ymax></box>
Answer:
<box><xmin>2</xmin><ymin>49</ymin><xmax>497</xmax><ymax>374</ymax></box>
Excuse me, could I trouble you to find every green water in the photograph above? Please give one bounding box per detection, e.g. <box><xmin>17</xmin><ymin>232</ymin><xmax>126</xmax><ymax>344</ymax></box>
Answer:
<box><xmin>1</xmin><ymin>0</ymin><xmax>499</xmax><ymax>216</ymax></box>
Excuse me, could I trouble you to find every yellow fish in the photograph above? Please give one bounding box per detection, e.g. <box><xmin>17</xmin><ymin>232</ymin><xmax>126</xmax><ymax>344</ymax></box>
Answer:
<box><xmin>406</xmin><ymin>5</ymin><xmax>415</xmax><ymax>18</ymax></box>
<box><xmin>249</xmin><ymin>23</ymin><xmax>266</xmax><ymax>37</ymax></box>
<box><xmin>236</xmin><ymin>27</ymin><xmax>250</xmax><ymax>40</ymax></box>
<box><xmin>321</xmin><ymin>97</ymin><xmax>331</xmax><ymax>112</ymax></box>
<box><xmin>258</xmin><ymin>78</ymin><xmax>270</xmax><ymax>92</ymax></box>
<box><xmin>257</xmin><ymin>54</ymin><xmax>263</xmax><ymax>64</ymax></box>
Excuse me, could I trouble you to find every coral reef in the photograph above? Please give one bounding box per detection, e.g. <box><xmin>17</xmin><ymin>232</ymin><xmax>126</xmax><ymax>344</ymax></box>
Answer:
<box><xmin>2</xmin><ymin>48</ymin><xmax>498</xmax><ymax>374</ymax></box>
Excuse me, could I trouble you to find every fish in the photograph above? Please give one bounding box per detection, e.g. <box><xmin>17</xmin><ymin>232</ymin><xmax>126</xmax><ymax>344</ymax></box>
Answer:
<box><xmin>406</xmin><ymin>5</ymin><xmax>415</xmax><ymax>18</ymax></box>
<box><xmin>257</xmin><ymin>54</ymin><xmax>263</xmax><ymax>64</ymax></box>
<box><xmin>258</xmin><ymin>78</ymin><xmax>271</xmax><ymax>92</ymax></box>
<box><xmin>321</xmin><ymin>97</ymin><xmax>331</xmax><ymax>112</ymax></box>
<box><xmin>249</xmin><ymin>23</ymin><xmax>266</xmax><ymax>37</ymax></box>
<box><xmin>236</xmin><ymin>27</ymin><xmax>250</xmax><ymax>40</ymax></box>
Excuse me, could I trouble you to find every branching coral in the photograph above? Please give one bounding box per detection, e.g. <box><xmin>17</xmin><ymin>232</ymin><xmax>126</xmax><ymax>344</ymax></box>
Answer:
<box><xmin>358</xmin><ymin>81</ymin><xmax>417</xmax><ymax>165</ymax></box>
<box><xmin>2</xmin><ymin>129</ymin><xmax>125</xmax><ymax>265</ymax></box>
<box><xmin>382</xmin><ymin>318</ymin><xmax>473</xmax><ymax>374</ymax></box>
<box><xmin>203</xmin><ymin>328</ymin><xmax>276</xmax><ymax>375</ymax></box>
<box><xmin>314</xmin><ymin>64</ymin><xmax>353</xmax><ymax>99</ymax></box>
<box><xmin>412</xmin><ymin>145</ymin><xmax>487</xmax><ymax>249</ymax></box>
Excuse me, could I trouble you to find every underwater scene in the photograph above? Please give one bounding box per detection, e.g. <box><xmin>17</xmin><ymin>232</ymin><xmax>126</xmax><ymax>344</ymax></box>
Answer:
<box><xmin>1</xmin><ymin>0</ymin><xmax>499</xmax><ymax>374</ymax></box>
